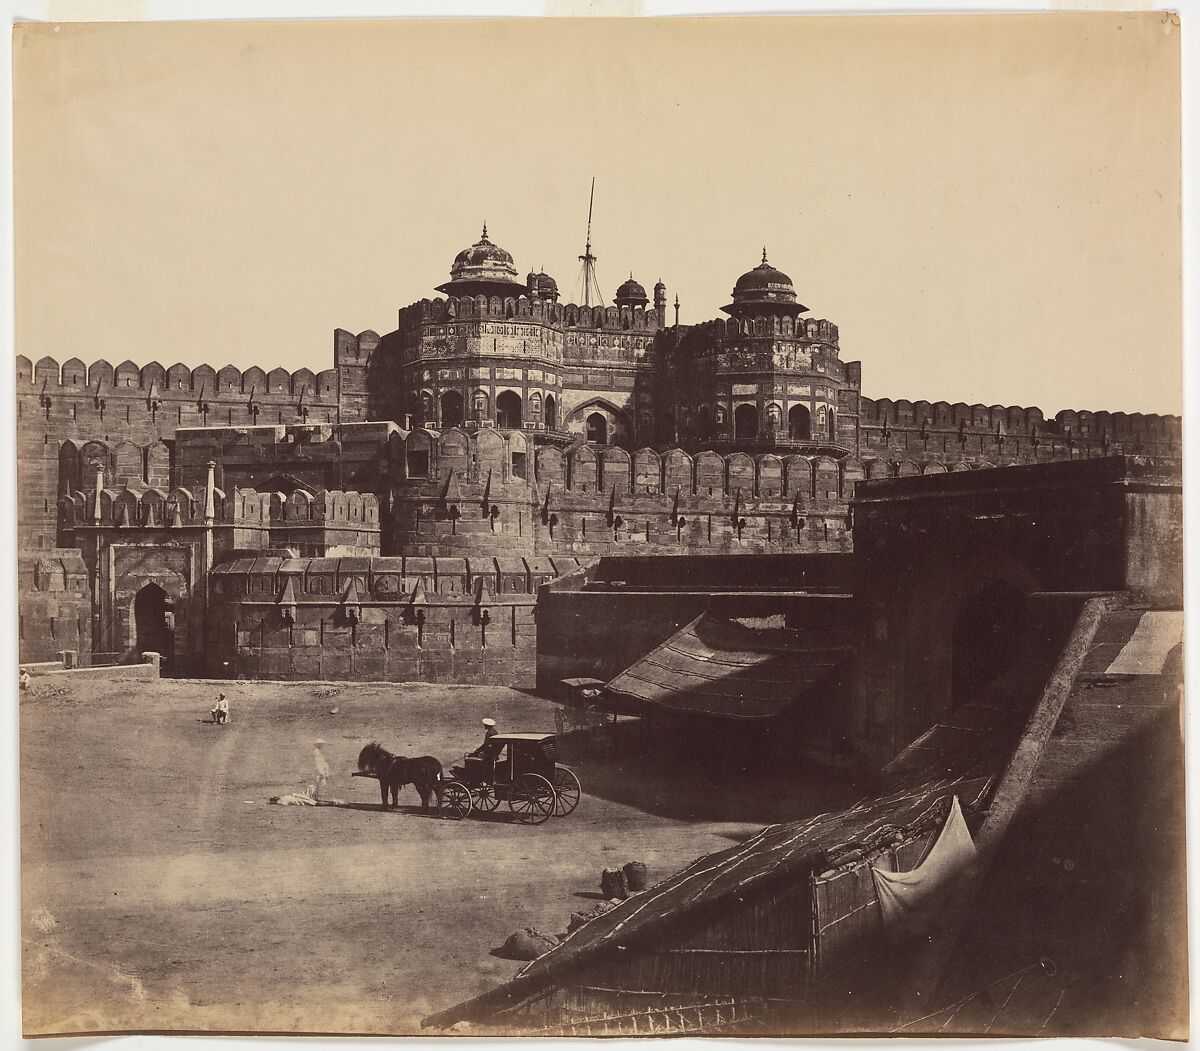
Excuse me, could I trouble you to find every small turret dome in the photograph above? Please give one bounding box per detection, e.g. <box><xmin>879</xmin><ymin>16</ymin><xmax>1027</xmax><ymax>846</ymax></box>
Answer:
<box><xmin>527</xmin><ymin>269</ymin><xmax>559</xmax><ymax>301</ymax></box>
<box><xmin>614</xmin><ymin>274</ymin><xmax>649</xmax><ymax>307</ymax></box>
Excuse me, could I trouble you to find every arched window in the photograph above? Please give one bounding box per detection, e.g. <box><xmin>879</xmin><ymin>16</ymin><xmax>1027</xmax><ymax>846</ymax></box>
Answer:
<box><xmin>529</xmin><ymin>392</ymin><xmax>543</xmax><ymax>420</ymax></box>
<box><xmin>440</xmin><ymin>390</ymin><xmax>464</xmax><ymax>429</ymax></box>
<box><xmin>788</xmin><ymin>404</ymin><xmax>811</xmax><ymax>440</ymax></box>
<box><xmin>544</xmin><ymin>394</ymin><xmax>557</xmax><ymax>430</ymax></box>
<box><xmin>715</xmin><ymin>405</ymin><xmax>727</xmax><ymax>426</ymax></box>
<box><xmin>766</xmin><ymin>403</ymin><xmax>782</xmax><ymax>429</ymax></box>
<box><xmin>496</xmin><ymin>390</ymin><xmax>522</xmax><ymax>428</ymax></box>
<box><xmin>734</xmin><ymin>403</ymin><xmax>758</xmax><ymax>441</ymax></box>
<box><xmin>419</xmin><ymin>391</ymin><xmax>434</xmax><ymax>425</ymax></box>
<box><xmin>828</xmin><ymin>408</ymin><xmax>837</xmax><ymax>437</ymax></box>
<box><xmin>586</xmin><ymin>412</ymin><xmax>608</xmax><ymax>444</ymax></box>
<box><xmin>472</xmin><ymin>390</ymin><xmax>489</xmax><ymax>421</ymax></box>
<box><xmin>817</xmin><ymin>405</ymin><xmax>827</xmax><ymax>433</ymax></box>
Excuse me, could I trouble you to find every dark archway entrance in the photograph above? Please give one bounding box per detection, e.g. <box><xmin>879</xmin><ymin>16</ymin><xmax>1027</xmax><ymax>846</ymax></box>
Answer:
<box><xmin>586</xmin><ymin>412</ymin><xmax>608</xmax><ymax>444</ymax></box>
<box><xmin>951</xmin><ymin>579</ymin><xmax>1027</xmax><ymax>707</ymax></box>
<box><xmin>734</xmin><ymin>403</ymin><xmax>758</xmax><ymax>441</ymax></box>
<box><xmin>789</xmin><ymin>404</ymin><xmax>811</xmax><ymax>440</ymax></box>
<box><xmin>440</xmin><ymin>390</ymin><xmax>464</xmax><ymax>429</ymax></box>
<box><xmin>496</xmin><ymin>391</ymin><xmax>522</xmax><ymax>429</ymax></box>
<box><xmin>544</xmin><ymin>394</ymin><xmax>557</xmax><ymax>431</ymax></box>
<box><xmin>133</xmin><ymin>583</ymin><xmax>175</xmax><ymax>669</ymax></box>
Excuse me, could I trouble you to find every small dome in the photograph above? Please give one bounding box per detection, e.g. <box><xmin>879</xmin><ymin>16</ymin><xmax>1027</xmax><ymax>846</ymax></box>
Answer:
<box><xmin>614</xmin><ymin>275</ymin><xmax>649</xmax><ymax>307</ymax></box>
<box><xmin>449</xmin><ymin>224</ymin><xmax>518</xmax><ymax>283</ymax></box>
<box><xmin>527</xmin><ymin>269</ymin><xmax>559</xmax><ymax>300</ymax></box>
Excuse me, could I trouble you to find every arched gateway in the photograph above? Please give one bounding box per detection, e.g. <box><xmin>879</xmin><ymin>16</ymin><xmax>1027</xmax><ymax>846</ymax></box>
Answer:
<box><xmin>133</xmin><ymin>583</ymin><xmax>175</xmax><ymax>668</ymax></box>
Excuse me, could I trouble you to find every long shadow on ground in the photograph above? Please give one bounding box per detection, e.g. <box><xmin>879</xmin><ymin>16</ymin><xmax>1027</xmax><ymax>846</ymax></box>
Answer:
<box><xmin>557</xmin><ymin>721</ymin><xmax>864</xmax><ymax>825</ymax></box>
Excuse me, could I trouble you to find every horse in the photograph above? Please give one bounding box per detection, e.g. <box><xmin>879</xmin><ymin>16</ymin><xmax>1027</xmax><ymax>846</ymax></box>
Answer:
<box><xmin>357</xmin><ymin>742</ymin><xmax>444</xmax><ymax>811</ymax></box>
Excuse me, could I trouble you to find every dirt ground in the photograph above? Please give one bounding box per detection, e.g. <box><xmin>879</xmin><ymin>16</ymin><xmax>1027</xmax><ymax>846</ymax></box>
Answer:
<box><xmin>19</xmin><ymin>674</ymin><xmax>861</xmax><ymax>1036</ymax></box>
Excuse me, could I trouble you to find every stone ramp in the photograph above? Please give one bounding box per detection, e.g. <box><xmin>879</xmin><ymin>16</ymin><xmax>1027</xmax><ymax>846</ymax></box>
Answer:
<box><xmin>929</xmin><ymin>606</ymin><xmax>1186</xmax><ymax>1038</ymax></box>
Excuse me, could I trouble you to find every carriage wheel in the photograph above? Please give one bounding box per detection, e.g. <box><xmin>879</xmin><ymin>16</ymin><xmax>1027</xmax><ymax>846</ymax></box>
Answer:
<box><xmin>472</xmin><ymin>782</ymin><xmax>500</xmax><ymax>812</ymax></box>
<box><xmin>508</xmin><ymin>774</ymin><xmax>555</xmax><ymax>825</ymax></box>
<box><xmin>441</xmin><ymin>781</ymin><xmax>472</xmax><ymax>821</ymax></box>
<box><xmin>552</xmin><ymin>767</ymin><xmax>581</xmax><ymax>817</ymax></box>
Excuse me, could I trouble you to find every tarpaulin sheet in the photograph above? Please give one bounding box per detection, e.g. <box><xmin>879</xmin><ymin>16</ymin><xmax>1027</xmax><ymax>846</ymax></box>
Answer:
<box><xmin>871</xmin><ymin>795</ymin><xmax>977</xmax><ymax>940</ymax></box>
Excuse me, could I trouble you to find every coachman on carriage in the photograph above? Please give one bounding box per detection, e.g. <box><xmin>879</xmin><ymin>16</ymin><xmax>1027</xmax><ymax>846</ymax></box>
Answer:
<box><xmin>442</xmin><ymin>733</ymin><xmax>581</xmax><ymax>824</ymax></box>
<box><xmin>353</xmin><ymin>733</ymin><xmax>581</xmax><ymax>823</ymax></box>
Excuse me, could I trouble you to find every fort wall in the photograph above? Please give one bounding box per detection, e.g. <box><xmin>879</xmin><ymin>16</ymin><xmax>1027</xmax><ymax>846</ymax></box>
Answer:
<box><xmin>857</xmin><ymin>396</ymin><xmax>1181</xmax><ymax>464</ymax></box>
<box><xmin>18</xmin><ymin>551</ymin><xmax>92</xmax><ymax>664</ymax></box>
<box><xmin>15</xmin><ymin>352</ymin><xmax>343</xmax><ymax>557</ymax></box>
<box><xmin>206</xmin><ymin>554</ymin><xmax>583</xmax><ymax>686</ymax></box>
<box><xmin>16</xmin><ymin>345</ymin><xmax>1185</xmax><ymax>687</ymax></box>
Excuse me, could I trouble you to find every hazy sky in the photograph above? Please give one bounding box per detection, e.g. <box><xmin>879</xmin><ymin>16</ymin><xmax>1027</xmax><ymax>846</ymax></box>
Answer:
<box><xmin>14</xmin><ymin>14</ymin><xmax>1181</xmax><ymax>413</ymax></box>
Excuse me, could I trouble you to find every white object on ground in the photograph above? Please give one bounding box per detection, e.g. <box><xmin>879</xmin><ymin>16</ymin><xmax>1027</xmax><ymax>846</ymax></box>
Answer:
<box><xmin>1105</xmin><ymin>611</ymin><xmax>1184</xmax><ymax>676</ymax></box>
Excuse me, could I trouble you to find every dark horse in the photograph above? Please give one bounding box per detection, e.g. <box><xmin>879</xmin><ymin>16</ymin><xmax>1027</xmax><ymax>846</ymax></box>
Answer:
<box><xmin>357</xmin><ymin>742</ymin><xmax>444</xmax><ymax>811</ymax></box>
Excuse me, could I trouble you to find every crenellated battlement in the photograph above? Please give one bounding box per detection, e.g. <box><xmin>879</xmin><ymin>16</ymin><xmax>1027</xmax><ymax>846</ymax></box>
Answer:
<box><xmin>384</xmin><ymin>424</ymin><xmax>1033</xmax><ymax>505</ymax></box>
<box><xmin>398</xmin><ymin>294</ymin><xmax>665</xmax><ymax>334</ymax></box>
<box><xmin>18</xmin><ymin>354</ymin><xmax>341</xmax><ymax>402</ymax></box>
<box><xmin>266</xmin><ymin>489</ymin><xmax>379</xmax><ymax>527</ymax></box>
<box><xmin>208</xmin><ymin>552</ymin><xmax>578</xmax><ymax>601</ymax></box>
<box><xmin>60</xmin><ymin>482</ymin><xmax>230</xmax><ymax>529</ymax></box>
<box><xmin>858</xmin><ymin>395</ymin><xmax>1182</xmax><ymax>442</ymax></box>
<box><xmin>681</xmin><ymin>315</ymin><xmax>840</xmax><ymax>343</ymax></box>
<box><xmin>57</xmin><ymin>480</ymin><xmax>377</xmax><ymax>533</ymax></box>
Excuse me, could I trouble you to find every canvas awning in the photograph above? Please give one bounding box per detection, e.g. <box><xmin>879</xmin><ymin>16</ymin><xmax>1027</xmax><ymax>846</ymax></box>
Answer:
<box><xmin>605</xmin><ymin>613</ymin><xmax>850</xmax><ymax>720</ymax></box>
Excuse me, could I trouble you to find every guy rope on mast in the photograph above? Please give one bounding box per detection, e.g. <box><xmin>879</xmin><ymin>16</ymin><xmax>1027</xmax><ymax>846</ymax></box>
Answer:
<box><xmin>577</xmin><ymin>178</ymin><xmax>604</xmax><ymax>307</ymax></box>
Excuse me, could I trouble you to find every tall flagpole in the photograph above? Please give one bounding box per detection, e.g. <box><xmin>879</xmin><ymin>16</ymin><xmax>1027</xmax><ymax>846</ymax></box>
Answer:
<box><xmin>577</xmin><ymin>178</ymin><xmax>602</xmax><ymax>306</ymax></box>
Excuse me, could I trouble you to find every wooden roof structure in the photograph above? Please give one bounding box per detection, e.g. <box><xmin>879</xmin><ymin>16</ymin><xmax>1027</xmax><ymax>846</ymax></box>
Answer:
<box><xmin>605</xmin><ymin>613</ymin><xmax>851</xmax><ymax>720</ymax></box>
<box><xmin>423</xmin><ymin>693</ymin><xmax>1021</xmax><ymax>1030</ymax></box>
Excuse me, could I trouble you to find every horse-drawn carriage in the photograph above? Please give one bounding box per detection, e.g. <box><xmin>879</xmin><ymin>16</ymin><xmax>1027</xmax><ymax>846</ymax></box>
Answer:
<box><xmin>354</xmin><ymin>733</ymin><xmax>581</xmax><ymax>824</ymax></box>
<box><xmin>443</xmin><ymin>732</ymin><xmax>581</xmax><ymax>824</ymax></box>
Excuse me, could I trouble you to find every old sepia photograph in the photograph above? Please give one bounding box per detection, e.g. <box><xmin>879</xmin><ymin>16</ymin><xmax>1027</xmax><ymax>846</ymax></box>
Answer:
<box><xmin>9</xmin><ymin>10</ymin><xmax>1185</xmax><ymax>1040</ymax></box>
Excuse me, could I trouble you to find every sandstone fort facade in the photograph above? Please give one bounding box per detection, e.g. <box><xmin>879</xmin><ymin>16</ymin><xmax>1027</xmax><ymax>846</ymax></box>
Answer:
<box><xmin>15</xmin><ymin>227</ymin><xmax>1181</xmax><ymax>681</ymax></box>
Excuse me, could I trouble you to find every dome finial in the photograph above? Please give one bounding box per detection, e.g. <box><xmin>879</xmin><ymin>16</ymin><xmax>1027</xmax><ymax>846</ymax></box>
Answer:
<box><xmin>482</xmin><ymin>222</ymin><xmax>488</xmax><ymax>240</ymax></box>
<box><xmin>762</xmin><ymin>246</ymin><xmax>768</xmax><ymax>265</ymax></box>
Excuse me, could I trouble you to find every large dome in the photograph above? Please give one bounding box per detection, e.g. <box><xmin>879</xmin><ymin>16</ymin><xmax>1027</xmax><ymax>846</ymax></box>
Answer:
<box><xmin>436</xmin><ymin>224</ymin><xmax>528</xmax><ymax>296</ymax></box>
<box><xmin>449</xmin><ymin>225</ymin><xmax>518</xmax><ymax>282</ymax></box>
<box><xmin>723</xmin><ymin>249</ymin><xmax>806</xmax><ymax>315</ymax></box>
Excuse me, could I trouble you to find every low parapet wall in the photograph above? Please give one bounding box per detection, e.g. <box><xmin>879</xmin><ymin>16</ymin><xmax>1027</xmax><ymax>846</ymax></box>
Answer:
<box><xmin>21</xmin><ymin>655</ymin><xmax>161</xmax><ymax>681</ymax></box>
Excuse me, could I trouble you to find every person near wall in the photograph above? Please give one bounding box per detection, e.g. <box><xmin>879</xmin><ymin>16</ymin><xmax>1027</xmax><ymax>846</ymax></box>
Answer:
<box><xmin>211</xmin><ymin>693</ymin><xmax>230</xmax><ymax>725</ymax></box>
